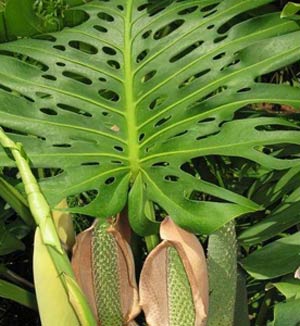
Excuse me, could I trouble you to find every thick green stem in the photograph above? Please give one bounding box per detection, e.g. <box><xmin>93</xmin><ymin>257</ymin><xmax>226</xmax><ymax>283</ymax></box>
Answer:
<box><xmin>0</xmin><ymin>128</ymin><xmax>96</xmax><ymax>326</ymax></box>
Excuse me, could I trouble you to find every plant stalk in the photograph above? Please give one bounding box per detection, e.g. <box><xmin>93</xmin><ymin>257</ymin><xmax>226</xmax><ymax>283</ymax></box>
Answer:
<box><xmin>0</xmin><ymin>128</ymin><xmax>96</xmax><ymax>326</ymax></box>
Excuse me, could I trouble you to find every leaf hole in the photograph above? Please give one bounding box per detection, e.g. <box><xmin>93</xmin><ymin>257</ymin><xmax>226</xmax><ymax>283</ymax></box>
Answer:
<box><xmin>33</xmin><ymin>34</ymin><xmax>56</xmax><ymax>42</ymax></box>
<box><xmin>40</xmin><ymin>108</ymin><xmax>57</xmax><ymax>116</ymax></box>
<box><xmin>62</xmin><ymin>71</ymin><xmax>93</xmax><ymax>85</ymax></box>
<box><xmin>81</xmin><ymin>162</ymin><xmax>100</xmax><ymax>166</ymax></box>
<box><xmin>169</xmin><ymin>130</ymin><xmax>188</xmax><ymax>139</ymax></box>
<box><xmin>198</xmin><ymin>117</ymin><xmax>215</xmax><ymax>124</ymax></box>
<box><xmin>153</xmin><ymin>19</ymin><xmax>185</xmax><ymax>40</ymax></box>
<box><xmin>141</xmin><ymin>70</ymin><xmax>157</xmax><ymax>83</ymax></box>
<box><xmin>107</xmin><ymin>60</ymin><xmax>120</xmax><ymax>70</ymax></box>
<box><xmin>178</xmin><ymin>6</ymin><xmax>198</xmax><ymax>15</ymax></box>
<box><xmin>117</xmin><ymin>5</ymin><xmax>124</xmax><ymax>11</ymax></box>
<box><xmin>56</xmin><ymin>62</ymin><xmax>66</xmax><ymax>67</ymax></box>
<box><xmin>98</xmin><ymin>89</ymin><xmax>120</xmax><ymax>102</ymax></box>
<box><xmin>198</xmin><ymin>86</ymin><xmax>228</xmax><ymax>102</ymax></box>
<box><xmin>42</xmin><ymin>74</ymin><xmax>57</xmax><ymax>81</ymax></box>
<box><xmin>139</xmin><ymin>133</ymin><xmax>145</xmax><ymax>142</ymax></box>
<box><xmin>114</xmin><ymin>145</ymin><xmax>124</xmax><ymax>152</ymax></box>
<box><xmin>214</xmin><ymin>35</ymin><xmax>228</xmax><ymax>43</ymax></box>
<box><xmin>170</xmin><ymin>40</ymin><xmax>204</xmax><ymax>63</ymax></box>
<box><xmin>102</xmin><ymin>46</ymin><xmax>117</xmax><ymax>56</ymax></box>
<box><xmin>99</xmin><ymin>77</ymin><xmax>107</xmax><ymax>82</ymax></box>
<box><xmin>74</xmin><ymin>190</ymin><xmax>99</xmax><ymax>207</ymax></box>
<box><xmin>142</xmin><ymin>30</ymin><xmax>152</xmax><ymax>39</ymax></box>
<box><xmin>155</xmin><ymin>115</ymin><xmax>172</xmax><ymax>127</ymax></box>
<box><xmin>220</xmin><ymin>59</ymin><xmax>240</xmax><ymax>71</ymax></box>
<box><xmin>53</xmin><ymin>45</ymin><xmax>66</xmax><ymax>51</ymax></box>
<box><xmin>213</xmin><ymin>52</ymin><xmax>226</xmax><ymax>60</ymax></box>
<box><xmin>136</xmin><ymin>49</ymin><xmax>149</xmax><ymax>63</ymax></box>
<box><xmin>196</xmin><ymin>131</ymin><xmax>220</xmax><ymax>141</ymax></box>
<box><xmin>164</xmin><ymin>175</ymin><xmax>179</xmax><ymax>182</ymax></box>
<box><xmin>137</xmin><ymin>3</ymin><xmax>148</xmax><ymax>11</ymax></box>
<box><xmin>255</xmin><ymin>124</ymin><xmax>300</xmax><ymax>132</ymax></box>
<box><xmin>97</xmin><ymin>12</ymin><xmax>114</xmax><ymax>22</ymax></box>
<box><xmin>69</xmin><ymin>41</ymin><xmax>98</xmax><ymax>54</ymax></box>
<box><xmin>178</xmin><ymin>68</ymin><xmax>211</xmax><ymax>89</ymax></box>
<box><xmin>105</xmin><ymin>177</ymin><xmax>115</xmax><ymax>185</ymax></box>
<box><xmin>52</xmin><ymin>143</ymin><xmax>72</xmax><ymax>148</ymax></box>
<box><xmin>200</xmin><ymin>3</ymin><xmax>219</xmax><ymax>12</ymax></box>
<box><xmin>207</xmin><ymin>24</ymin><xmax>215</xmax><ymax>30</ymax></box>
<box><xmin>93</xmin><ymin>25</ymin><xmax>108</xmax><ymax>33</ymax></box>
<box><xmin>237</xmin><ymin>87</ymin><xmax>251</xmax><ymax>93</ymax></box>
<box><xmin>149</xmin><ymin>96</ymin><xmax>167</xmax><ymax>110</ymax></box>
<box><xmin>152</xmin><ymin>161</ymin><xmax>170</xmax><ymax>167</ymax></box>
<box><xmin>57</xmin><ymin>103</ymin><xmax>92</xmax><ymax>117</ymax></box>
<box><xmin>36</xmin><ymin>92</ymin><xmax>53</xmax><ymax>99</ymax></box>
<box><xmin>111</xmin><ymin>160</ymin><xmax>123</xmax><ymax>165</ymax></box>
<box><xmin>203</xmin><ymin>9</ymin><xmax>217</xmax><ymax>18</ymax></box>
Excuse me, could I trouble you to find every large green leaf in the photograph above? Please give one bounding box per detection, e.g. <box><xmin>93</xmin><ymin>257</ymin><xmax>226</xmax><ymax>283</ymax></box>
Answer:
<box><xmin>0</xmin><ymin>0</ymin><xmax>300</xmax><ymax>234</ymax></box>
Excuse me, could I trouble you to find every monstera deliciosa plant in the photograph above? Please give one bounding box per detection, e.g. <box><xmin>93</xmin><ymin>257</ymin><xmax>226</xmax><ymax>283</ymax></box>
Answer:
<box><xmin>0</xmin><ymin>0</ymin><xmax>300</xmax><ymax>325</ymax></box>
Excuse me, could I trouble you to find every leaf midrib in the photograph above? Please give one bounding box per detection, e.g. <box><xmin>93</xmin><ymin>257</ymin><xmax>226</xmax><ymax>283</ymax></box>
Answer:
<box><xmin>125</xmin><ymin>0</ymin><xmax>139</xmax><ymax>181</ymax></box>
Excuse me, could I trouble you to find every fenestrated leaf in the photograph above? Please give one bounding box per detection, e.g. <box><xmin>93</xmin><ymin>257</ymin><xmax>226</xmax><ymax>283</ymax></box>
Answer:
<box><xmin>241</xmin><ymin>232</ymin><xmax>300</xmax><ymax>280</ymax></box>
<box><xmin>1</xmin><ymin>1</ymin><xmax>300</xmax><ymax>234</ymax></box>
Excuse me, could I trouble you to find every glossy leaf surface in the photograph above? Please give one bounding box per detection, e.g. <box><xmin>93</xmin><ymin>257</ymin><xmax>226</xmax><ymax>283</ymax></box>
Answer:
<box><xmin>0</xmin><ymin>0</ymin><xmax>300</xmax><ymax>234</ymax></box>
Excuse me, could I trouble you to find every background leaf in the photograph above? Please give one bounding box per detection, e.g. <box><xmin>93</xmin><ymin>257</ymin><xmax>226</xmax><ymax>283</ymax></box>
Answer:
<box><xmin>241</xmin><ymin>232</ymin><xmax>300</xmax><ymax>279</ymax></box>
<box><xmin>0</xmin><ymin>279</ymin><xmax>37</xmax><ymax>310</ymax></box>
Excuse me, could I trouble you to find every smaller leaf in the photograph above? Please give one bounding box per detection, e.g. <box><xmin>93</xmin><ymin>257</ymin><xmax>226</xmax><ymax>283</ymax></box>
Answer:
<box><xmin>139</xmin><ymin>217</ymin><xmax>208</xmax><ymax>326</ymax></box>
<box><xmin>128</xmin><ymin>173</ymin><xmax>159</xmax><ymax>236</ymax></box>
<box><xmin>239</xmin><ymin>201</ymin><xmax>300</xmax><ymax>245</ymax></box>
<box><xmin>241</xmin><ymin>232</ymin><xmax>300</xmax><ymax>280</ymax></box>
<box><xmin>281</xmin><ymin>2</ymin><xmax>300</xmax><ymax>19</ymax></box>
<box><xmin>0</xmin><ymin>220</ymin><xmax>25</xmax><ymax>255</ymax></box>
<box><xmin>0</xmin><ymin>175</ymin><xmax>33</xmax><ymax>226</ymax></box>
<box><xmin>0</xmin><ymin>279</ymin><xmax>37</xmax><ymax>310</ymax></box>
<box><xmin>273</xmin><ymin>299</ymin><xmax>300</xmax><ymax>326</ymax></box>
<box><xmin>72</xmin><ymin>217</ymin><xmax>140</xmax><ymax>325</ymax></box>
<box><xmin>273</xmin><ymin>275</ymin><xmax>300</xmax><ymax>326</ymax></box>
<box><xmin>274</xmin><ymin>275</ymin><xmax>300</xmax><ymax>300</ymax></box>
